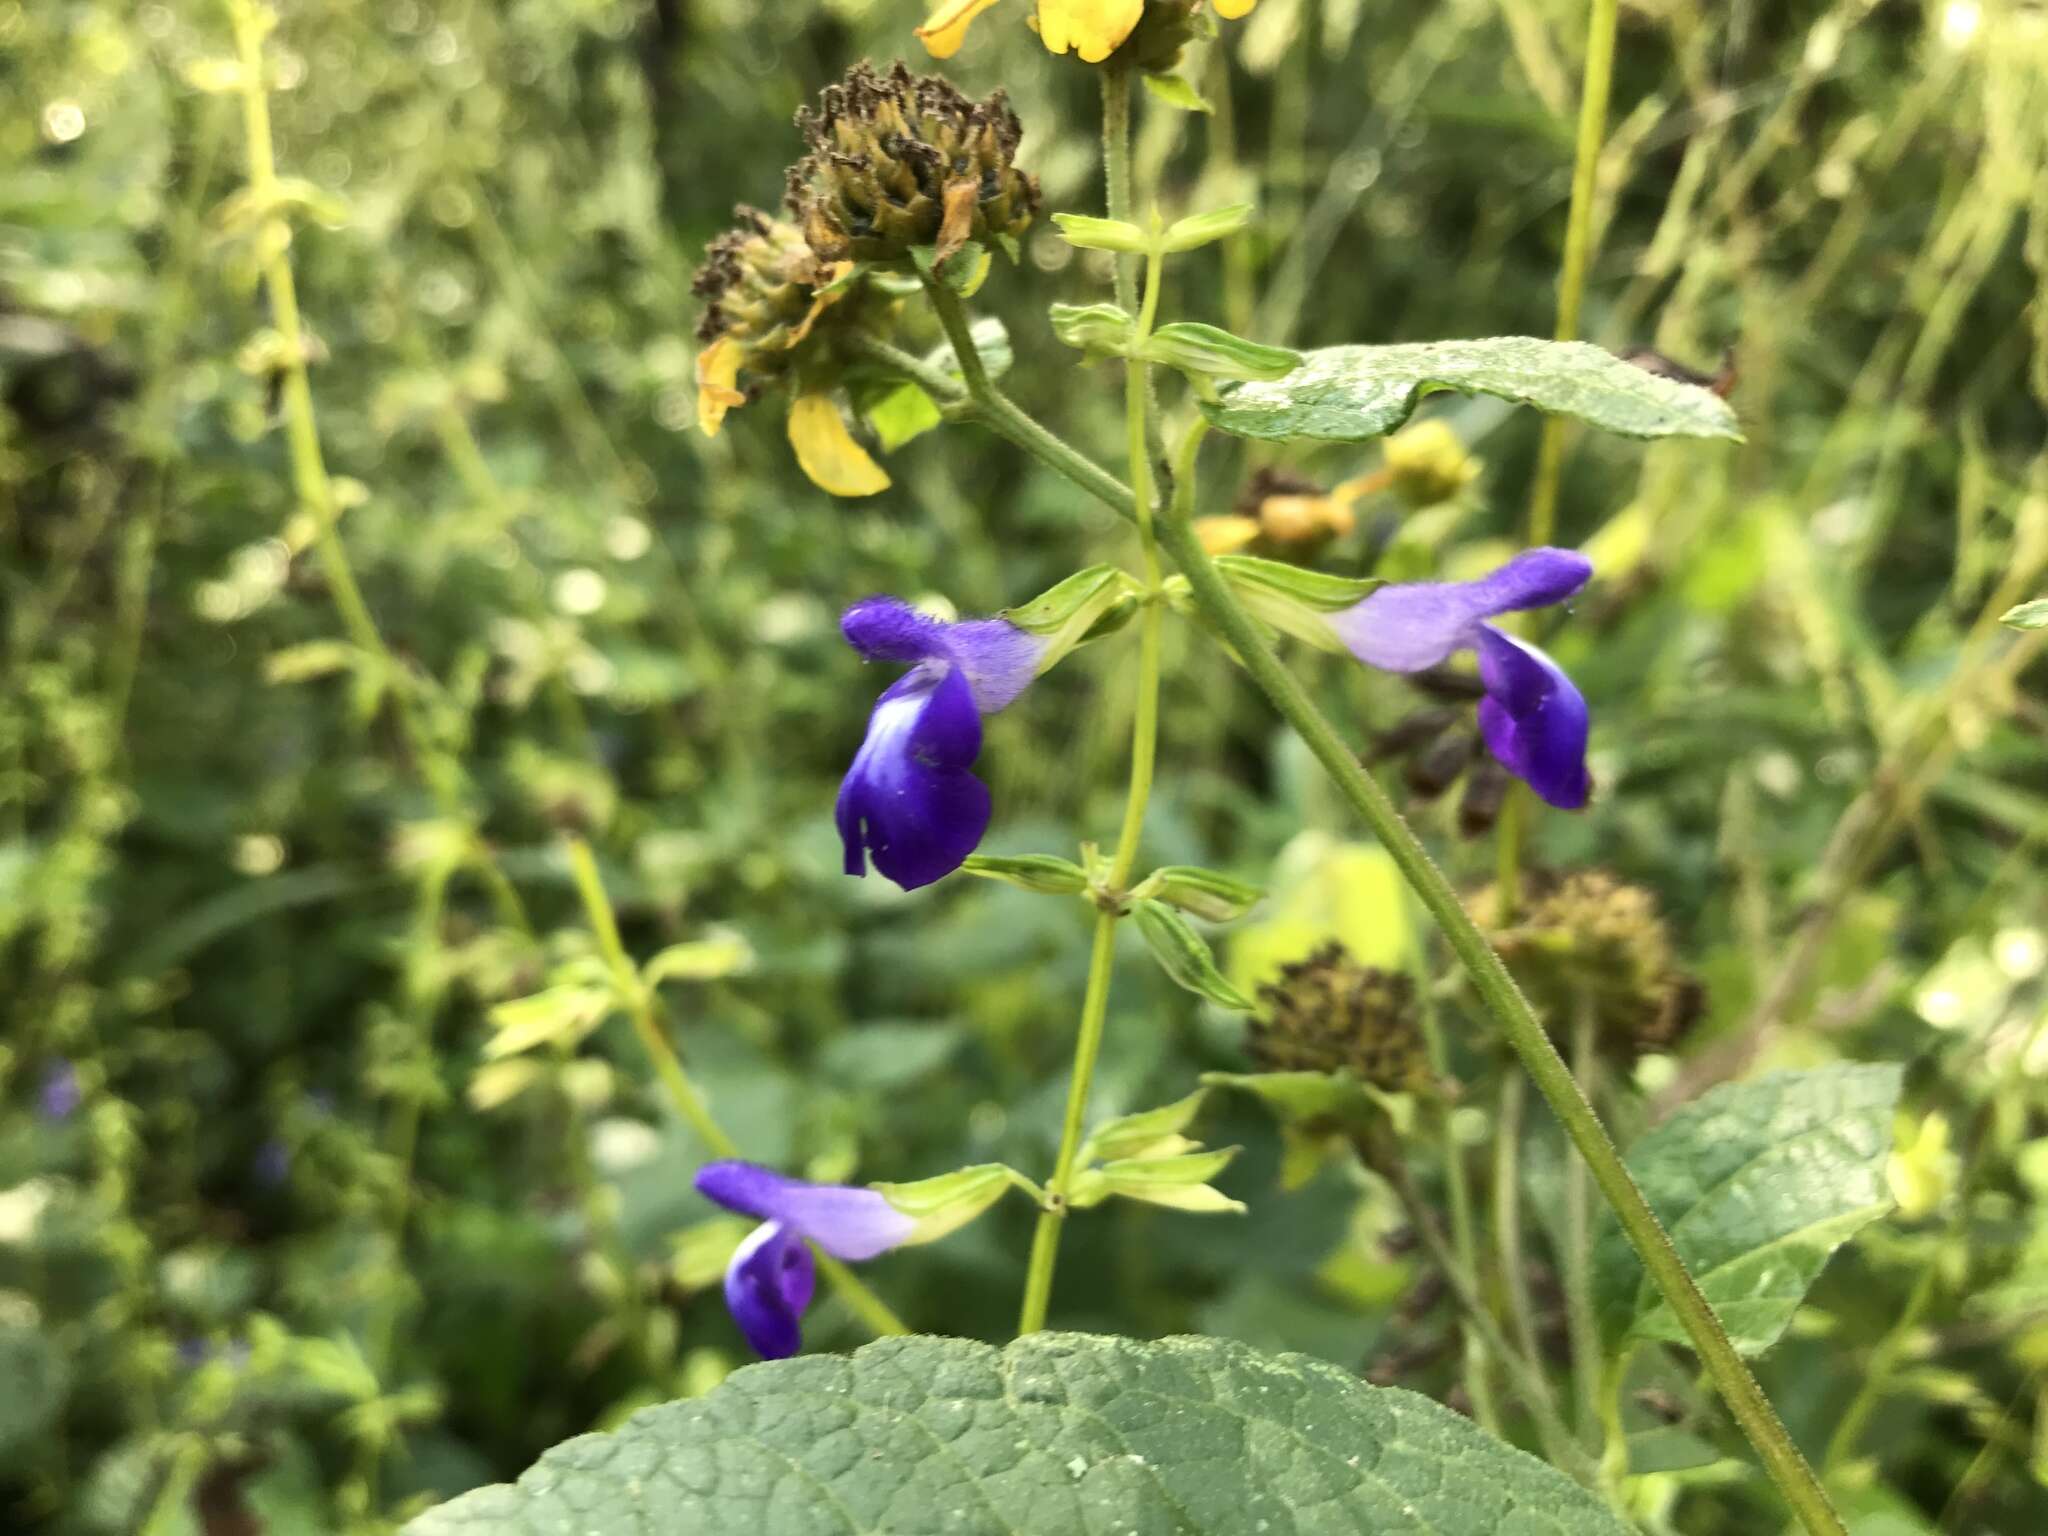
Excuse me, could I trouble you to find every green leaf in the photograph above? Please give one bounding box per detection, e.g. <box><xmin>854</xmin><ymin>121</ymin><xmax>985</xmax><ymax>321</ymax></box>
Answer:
<box><xmin>1141</xmin><ymin>73</ymin><xmax>1213</xmax><ymax>113</ymax></box>
<box><xmin>402</xmin><ymin>1333</ymin><xmax>1634</xmax><ymax>1536</ymax></box>
<box><xmin>1072</xmin><ymin>1149</ymin><xmax>1247</xmax><ymax>1214</ymax></box>
<box><xmin>1049</xmin><ymin>301</ymin><xmax>1135</xmax><ymax>356</ymax></box>
<box><xmin>923</xmin><ymin>317</ymin><xmax>1012</xmax><ymax>384</ymax></box>
<box><xmin>1202</xmin><ymin>337</ymin><xmax>1744</xmax><ymax>443</ymax></box>
<box><xmin>861</xmin><ymin>381</ymin><xmax>943</xmax><ymax>452</ymax></box>
<box><xmin>1078</xmin><ymin>1088</ymin><xmax>1211</xmax><ymax>1164</ymax></box>
<box><xmin>0</xmin><ymin>1322</ymin><xmax>70</xmax><ymax>1460</ymax></box>
<box><xmin>1050</xmin><ymin>212</ymin><xmax>1149</xmax><ymax>253</ymax></box>
<box><xmin>1141</xmin><ymin>323</ymin><xmax>1302</xmax><ymax>381</ymax></box>
<box><xmin>910</xmin><ymin>241</ymin><xmax>990</xmax><ymax>294</ymax></box>
<box><xmin>2000</xmin><ymin>597</ymin><xmax>2048</xmax><ymax>630</ymax></box>
<box><xmin>1592</xmin><ymin>1065</ymin><xmax>1903</xmax><ymax>1355</ymax></box>
<box><xmin>1132</xmin><ymin>899</ymin><xmax>1257</xmax><ymax>1012</ymax></box>
<box><xmin>872</xmin><ymin>1164</ymin><xmax>1038</xmax><ymax>1241</ymax></box>
<box><xmin>641</xmin><ymin>931</ymin><xmax>753</xmax><ymax>987</ymax></box>
<box><xmin>1160</xmin><ymin>203</ymin><xmax>1254</xmax><ymax>252</ymax></box>
<box><xmin>1213</xmin><ymin>554</ymin><xmax>1384</xmax><ymax>653</ymax></box>
<box><xmin>959</xmin><ymin>853</ymin><xmax>1089</xmax><ymax>896</ymax></box>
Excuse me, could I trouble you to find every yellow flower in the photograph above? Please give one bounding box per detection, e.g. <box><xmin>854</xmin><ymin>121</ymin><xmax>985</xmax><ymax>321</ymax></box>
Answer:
<box><xmin>918</xmin><ymin>0</ymin><xmax>1259</xmax><ymax>65</ymax></box>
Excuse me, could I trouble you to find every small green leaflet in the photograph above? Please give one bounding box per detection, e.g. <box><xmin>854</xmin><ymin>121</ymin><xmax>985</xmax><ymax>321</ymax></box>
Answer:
<box><xmin>2001</xmin><ymin>597</ymin><xmax>2048</xmax><ymax>630</ymax></box>
<box><xmin>1202</xmin><ymin>336</ymin><xmax>1743</xmax><ymax>442</ymax></box>
<box><xmin>1141</xmin><ymin>72</ymin><xmax>1212</xmax><ymax>113</ymax></box>
<box><xmin>1592</xmin><ymin>1064</ymin><xmax>1902</xmax><ymax>1356</ymax></box>
<box><xmin>402</xmin><ymin>1333</ymin><xmax>1635</xmax><ymax>1536</ymax></box>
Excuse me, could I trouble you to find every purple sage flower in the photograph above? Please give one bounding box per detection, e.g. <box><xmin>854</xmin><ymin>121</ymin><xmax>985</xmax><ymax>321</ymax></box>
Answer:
<box><xmin>695</xmin><ymin>1160</ymin><xmax>914</xmax><ymax>1359</ymax></box>
<box><xmin>39</xmin><ymin>1060</ymin><xmax>81</xmax><ymax>1122</ymax></box>
<box><xmin>1330</xmin><ymin>548</ymin><xmax>1594</xmax><ymax>809</ymax></box>
<box><xmin>836</xmin><ymin>596</ymin><xmax>1045</xmax><ymax>890</ymax></box>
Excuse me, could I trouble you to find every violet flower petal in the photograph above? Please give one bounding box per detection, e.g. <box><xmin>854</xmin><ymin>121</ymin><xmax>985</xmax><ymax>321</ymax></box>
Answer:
<box><xmin>696</xmin><ymin>1161</ymin><xmax>915</xmax><ymax>1260</ymax></box>
<box><xmin>722</xmin><ymin>1221</ymin><xmax>816</xmax><ymax>1359</ymax></box>
<box><xmin>1328</xmin><ymin>548</ymin><xmax>1594</xmax><ymax>672</ymax></box>
<box><xmin>841</xmin><ymin>596</ymin><xmax>1043</xmax><ymax>712</ymax></box>
<box><xmin>1475</xmin><ymin>624</ymin><xmax>1591</xmax><ymax>809</ymax></box>
<box><xmin>835</xmin><ymin>665</ymin><xmax>990</xmax><ymax>890</ymax></box>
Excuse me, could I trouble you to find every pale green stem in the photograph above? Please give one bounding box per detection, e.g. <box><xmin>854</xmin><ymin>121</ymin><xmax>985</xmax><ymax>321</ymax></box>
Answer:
<box><xmin>1383</xmin><ymin>1155</ymin><xmax>1600</xmax><ymax>1488</ymax></box>
<box><xmin>566</xmin><ymin>839</ymin><xmax>909</xmax><ymax>1338</ymax></box>
<box><xmin>1493</xmin><ymin>1072</ymin><xmax>1556</xmax><ymax>1414</ymax></box>
<box><xmin>1821</xmin><ymin>1245</ymin><xmax>1942</xmax><ymax>1475</ymax></box>
<box><xmin>1563</xmin><ymin>1003</ymin><xmax>1604</xmax><ymax>1441</ymax></box>
<box><xmin>1501</xmin><ymin>0</ymin><xmax>1622</xmax><ymax>911</ymax></box>
<box><xmin>1017</xmin><ymin>69</ymin><xmax>1164</xmax><ymax>1334</ymax></box>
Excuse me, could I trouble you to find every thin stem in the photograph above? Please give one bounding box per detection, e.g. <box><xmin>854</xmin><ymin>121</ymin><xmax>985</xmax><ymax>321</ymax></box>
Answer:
<box><xmin>1493</xmin><ymin>1072</ymin><xmax>1553</xmax><ymax>1403</ymax></box>
<box><xmin>1562</xmin><ymin>1003</ymin><xmax>1604</xmax><ymax>1441</ymax></box>
<box><xmin>1102</xmin><ymin>66</ymin><xmax>1137</xmax><ymax>316</ymax></box>
<box><xmin>1147</xmin><ymin>506</ymin><xmax>1847</xmax><ymax>1536</ymax></box>
<box><xmin>904</xmin><ymin>256</ymin><xmax>1846</xmax><ymax>1536</ymax></box>
<box><xmin>1381</xmin><ymin>1155</ymin><xmax>1599</xmax><ymax>1487</ymax></box>
<box><xmin>1525</xmin><ymin>0</ymin><xmax>1621</xmax><ymax>549</ymax></box>
<box><xmin>1017</xmin><ymin>911</ymin><xmax>1120</xmax><ymax>1333</ymax></box>
<box><xmin>1822</xmin><ymin>1249</ymin><xmax>1942</xmax><ymax>1474</ymax></box>
<box><xmin>566</xmin><ymin>839</ymin><xmax>910</xmax><ymax>1338</ymax></box>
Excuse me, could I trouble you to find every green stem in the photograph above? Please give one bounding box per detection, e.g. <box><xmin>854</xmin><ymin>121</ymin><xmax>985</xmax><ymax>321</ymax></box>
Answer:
<box><xmin>1822</xmin><ymin>1249</ymin><xmax>1942</xmax><ymax>1474</ymax></box>
<box><xmin>1017</xmin><ymin>75</ymin><xmax>1164</xmax><ymax>1334</ymax></box>
<box><xmin>1102</xmin><ymin>66</ymin><xmax>1137</xmax><ymax>317</ymax></box>
<box><xmin>1147</xmin><ymin>506</ymin><xmax>1847</xmax><ymax>1536</ymax></box>
<box><xmin>1525</xmin><ymin>0</ymin><xmax>1620</xmax><ymax>549</ymax></box>
<box><xmin>1493</xmin><ymin>1071</ymin><xmax>1554</xmax><ymax>1407</ymax></box>
<box><xmin>1563</xmin><ymin>1003</ymin><xmax>1604</xmax><ymax>1441</ymax></box>
<box><xmin>567</xmin><ymin>839</ymin><xmax>910</xmax><ymax>1338</ymax></box>
<box><xmin>1383</xmin><ymin>1155</ymin><xmax>1599</xmax><ymax>1487</ymax></box>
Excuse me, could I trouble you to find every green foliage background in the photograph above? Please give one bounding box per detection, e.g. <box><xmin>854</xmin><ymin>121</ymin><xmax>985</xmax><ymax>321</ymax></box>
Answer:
<box><xmin>3</xmin><ymin>0</ymin><xmax>2046</xmax><ymax>1531</ymax></box>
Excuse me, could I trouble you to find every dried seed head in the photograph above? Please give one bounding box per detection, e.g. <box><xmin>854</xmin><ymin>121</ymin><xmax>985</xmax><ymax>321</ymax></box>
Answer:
<box><xmin>1249</xmin><ymin>942</ymin><xmax>1436</xmax><ymax>1095</ymax></box>
<box><xmin>1477</xmin><ymin>870</ymin><xmax>1705</xmax><ymax>1063</ymax></box>
<box><xmin>786</xmin><ymin>60</ymin><xmax>1040</xmax><ymax>264</ymax></box>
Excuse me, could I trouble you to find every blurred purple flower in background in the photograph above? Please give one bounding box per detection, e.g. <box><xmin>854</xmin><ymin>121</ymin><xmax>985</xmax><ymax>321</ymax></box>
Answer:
<box><xmin>39</xmin><ymin>1060</ymin><xmax>81</xmax><ymax>1122</ymax></box>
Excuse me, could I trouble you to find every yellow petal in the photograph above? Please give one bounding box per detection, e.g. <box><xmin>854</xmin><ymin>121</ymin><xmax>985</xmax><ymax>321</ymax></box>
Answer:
<box><xmin>782</xmin><ymin>262</ymin><xmax>853</xmax><ymax>349</ymax></box>
<box><xmin>1194</xmin><ymin>515</ymin><xmax>1262</xmax><ymax>555</ymax></box>
<box><xmin>1211</xmin><ymin>0</ymin><xmax>1258</xmax><ymax>19</ymax></box>
<box><xmin>916</xmin><ymin>0</ymin><xmax>1004</xmax><ymax>58</ymax></box>
<box><xmin>788</xmin><ymin>394</ymin><xmax>891</xmax><ymax>498</ymax></box>
<box><xmin>695</xmin><ymin>337</ymin><xmax>745</xmax><ymax>437</ymax></box>
<box><xmin>1035</xmin><ymin>0</ymin><xmax>1143</xmax><ymax>62</ymax></box>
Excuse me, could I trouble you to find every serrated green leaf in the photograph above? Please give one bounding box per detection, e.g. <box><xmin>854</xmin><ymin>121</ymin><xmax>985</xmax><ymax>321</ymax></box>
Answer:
<box><xmin>1141</xmin><ymin>323</ymin><xmax>1302</xmax><ymax>381</ymax></box>
<box><xmin>1203</xmin><ymin>337</ymin><xmax>1744</xmax><ymax>442</ymax></box>
<box><xmin>2000</xmin><ymin>597</ymin><xmax>2048</xmax><ymax>630</ymax></box>
<box><xmin>1593</xmin><ymin>1065</ymin><xmax>1902</xmax><ymax>1355</ymax></box>
<box><xmin>1050</xmin><ymin>212</ymin><xmax>1149</xmax><ymax>253</ymax></box>
<box><xmin>402</xmin><ymin>1333</ymin><xmax>1634</xmax><ymax>1536</ymax></box>
<box><xmin>1141</xmin><ymin>73</ymin><xmax>1213</xmax><ymax>113</ymax></box>
<box><xmin>1133</xmin><ymin>899</ymin><xmax>1257</xmax><ymax>1011</ymax></box>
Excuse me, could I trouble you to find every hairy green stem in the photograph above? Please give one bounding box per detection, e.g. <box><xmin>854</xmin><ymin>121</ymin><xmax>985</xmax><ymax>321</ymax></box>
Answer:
<box><xmin>1017</xmin><ymin>75</ymin><xmax>1163</xmax><ymax>1334</ymax></box>
<box><xmin>1151</xmin><ymin>503</ymin><xmax>1846</xmax><ymax>1535</ymax></box>
<box><xmin>567</xmin><ymin>839</ymin><xmax>910</xmax><ymax>1338</ymax></box>
<box><xmin>1493</xmin><ymin>1071</ymin><xmax>1556</xmax><ymax>1416</ymax></box>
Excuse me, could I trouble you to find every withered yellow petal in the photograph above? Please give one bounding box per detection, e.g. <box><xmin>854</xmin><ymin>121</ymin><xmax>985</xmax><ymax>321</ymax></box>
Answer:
<box><xmin>1211</xmin><ymin>0</ymin><xmax>1258</xmax><ymax>19</ymax></box>
<box><xmin>916</xmin><ymin>0</ymin><xmax>1004</xmax><ymax>58</ymax></box>
<box><xmin>783</xmin><ymin>262</ymin><xmax>853</xmax><ymax>349</ymax></box>
<box><xmin>788</xmin><ymin>394</ymin><xmax>891</xmax><ymax>498</ymax></box>
<box><xmin>695</xmin><ymin>337</ymin><xmax>745</xmax><ymax>437</ymax></box>
<box><xmin>1035</xmin><ymin>0</ymin><xmax>1143</xmax><ymax>62</ymax></box>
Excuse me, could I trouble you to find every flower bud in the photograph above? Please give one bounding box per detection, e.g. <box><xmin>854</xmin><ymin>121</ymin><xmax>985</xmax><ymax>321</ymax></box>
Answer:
<box><xmin>787</xmin><ymin>61</ymin><xmax>1040</xmax><ymax>266</ymax></box>
<box><xmin>1478</xmin><ymin>870</ymin><xmax>1705</xmax><ymax>1063</ymax></box>
<box><xmin>1249</xmin><ymin>941</ymin><xmax>1435</xmax><ymax>1096</ymax></box>
<box><xmin>1381</xmin><ymin>420</ymin><xmax>1482</xmax><ymax>507</ymax></box>
<box><xmin>692</xmin><ymin>206</ymin><xmax>855</xmax><ymax>435</ymax></box>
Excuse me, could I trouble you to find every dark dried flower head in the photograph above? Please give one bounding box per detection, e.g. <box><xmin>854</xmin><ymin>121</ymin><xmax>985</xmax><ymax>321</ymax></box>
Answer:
<box><xmin>1477</xmin><ymin>870</ymin><xmax>1705</xmax><ymax>1062</ymax></box>
<box><xmin>786</xmin><ymin>61</ymin><xmax>1040</xmax><ymax>265</ymax></box>
<box><xmin>1249</xmin><ymin>942</ymin><xmax>1435</xmax><ymax>1094</ymax></box>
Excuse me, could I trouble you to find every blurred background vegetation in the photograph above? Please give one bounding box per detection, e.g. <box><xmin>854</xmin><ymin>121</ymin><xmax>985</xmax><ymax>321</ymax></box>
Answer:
<box><xmin>3</xmin><ymin>0</ymin><xmax>2046</xmax><ymax>1531</ymax></box>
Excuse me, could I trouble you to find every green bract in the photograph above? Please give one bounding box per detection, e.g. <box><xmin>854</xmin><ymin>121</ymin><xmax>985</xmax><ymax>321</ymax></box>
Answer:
<box><xmin>1140</xmin><ymin>323</ymin><xmax>1302</xmax><ymax>381</ymax></box>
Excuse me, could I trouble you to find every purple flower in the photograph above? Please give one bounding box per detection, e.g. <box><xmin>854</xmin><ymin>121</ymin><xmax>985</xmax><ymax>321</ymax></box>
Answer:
<box><xmin>254</xmin><ymin>1139</ymin><xmax>291</xmax><ymax>1188</ymax></box>
<box><xmin>695</xmin><ymin>1160</ymin><xmax>914</xmax><ymax>1359</ymax></box>
<box><xmin>1330</xmin><ymin>548</ymin><xmax>1594</xmax><ymax>809</ymax></box>
<box><xmin>39</xmin><ymin>1060</ymin><xmax>80</xmax><ymax>1122</ymax></box>
<box><xmin>836</xmin><ymin>597</ymin><xmax>1045</xmax><ymax>890</ymax></box>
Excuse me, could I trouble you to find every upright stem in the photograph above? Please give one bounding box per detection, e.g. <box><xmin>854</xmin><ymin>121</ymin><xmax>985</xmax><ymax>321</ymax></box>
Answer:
<box><xmin>1017</xmin><ymin>68</ymin><xmax>1163</xmax><ymax>1334</ymax></box>
<box><xmin>566</xmin><ymin>840</ymin><xmax>909</xmax><ymax>1338</ymax></box>
<box><xmin>1525</xmin><ymin>0</ymin><xmax>1621</xmax><ymax>549</ymax></box>
<box><xmin>1149</xmin><ymin>507</ymin><xmax>1847</xmax><ymax>1536</ymax></box>
<box><xmin>1493</xmin><ymin>1072</ymin><xmax>1552</xmax><ymax>1397</ymax></box>
<box><xmin>1562</xmin><ymin>1003</ymin><xmax>1604</xmax><ymax>1441</ymax></box>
